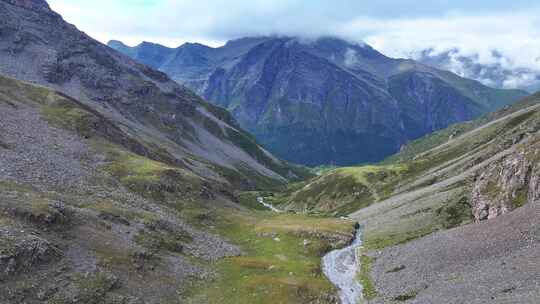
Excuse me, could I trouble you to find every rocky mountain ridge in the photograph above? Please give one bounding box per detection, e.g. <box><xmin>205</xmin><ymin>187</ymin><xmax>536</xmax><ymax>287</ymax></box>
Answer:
<box><xmin>0</xmin><ymin>0</ymin><xmax>308</xmax><ymax>190</ymax></box>
<box><xmin>110</xmin><ymin>37</ymin><xmax>528</xmax><ymax>166</ymax></box>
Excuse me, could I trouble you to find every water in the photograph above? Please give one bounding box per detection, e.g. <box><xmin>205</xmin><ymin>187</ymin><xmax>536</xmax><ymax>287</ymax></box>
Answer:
<box><xmin>256</xmin><ymin>196</ymin><xmax>363</xmax><ymax>303</ymax></box>
<box><xmin>322</xmin><ymin>227</ymin><xmax>363</xmax><ymax>304</ymax></box>
<box><xmin>256</xmin><ymin>196</ymin><xmax>283</xmax><ymax>213</ymax></box>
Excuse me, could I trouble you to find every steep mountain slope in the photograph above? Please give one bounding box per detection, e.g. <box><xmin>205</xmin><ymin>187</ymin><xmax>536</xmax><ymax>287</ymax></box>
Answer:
<box><xmin>110</xmin><ymin>37</ymin><xmax>528</xmax><ymax>166</ymax></box>
<box><xmin>0</xmin><ymin>73</ymin><xmax>354</xmax><ymax>304</ymax></box>
<box><xmin>0</xmin><ymin>1</ymin><xmax>358</xmax><ymax>303</ymax></box>
<box><xmin>274</xmin><ymin>92</ymin><xmax>540</xmax><ymax>302</ymax></box>
<box><xmin>0</xmin><ymin>72</ymin><xmax>242</xmax><ymax>303</ymax></box>
<box><xmin>0</xmin><ymin>0</ymin><xmax>308</xmax><ymax>190</ymax></box>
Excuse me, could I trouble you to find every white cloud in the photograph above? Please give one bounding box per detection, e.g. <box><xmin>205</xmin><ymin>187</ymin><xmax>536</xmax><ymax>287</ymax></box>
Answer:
<box><xmin>355</xmin><ymin>12</ymin><xmax>540</xmax><ymax>71</ymax></box>
<box><xmin>47</xmin><ymin>1</ymin><xmax>540</xmax><ymax>89</ymax></box>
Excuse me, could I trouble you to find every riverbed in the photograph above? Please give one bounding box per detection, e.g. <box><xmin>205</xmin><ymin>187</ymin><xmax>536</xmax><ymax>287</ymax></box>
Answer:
<box><xmin>256</xmin><ymin>196</ymin><xmax>283</xmax><ymax>212</ymax></box>
<box><xmin>322</xmin><ymin>227</ymin><xmax>364</xmax><ymax>304</ymax></box>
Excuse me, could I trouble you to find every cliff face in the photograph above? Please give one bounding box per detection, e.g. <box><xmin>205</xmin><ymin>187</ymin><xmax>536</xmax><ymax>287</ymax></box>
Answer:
<box><xmin>472</xmin><ymin>145</ymin><xmax>540</xmax><ymax>221</ymax></box>
<box><xmin>110</xmin><ymin>37</ymin><xmax>528</xmax><ymax>166</ymax></box>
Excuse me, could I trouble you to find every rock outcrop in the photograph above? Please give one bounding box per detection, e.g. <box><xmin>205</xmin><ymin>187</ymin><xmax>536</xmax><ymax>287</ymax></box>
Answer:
<box><xmin>472</xmin><ymin>147</ymin><xmax>540</xmax><ymax>221</ymax></box>
<box><xmin>0</xmin><ymin>230</ymin><xmax>60</xmax><ymax>281</ymax></box>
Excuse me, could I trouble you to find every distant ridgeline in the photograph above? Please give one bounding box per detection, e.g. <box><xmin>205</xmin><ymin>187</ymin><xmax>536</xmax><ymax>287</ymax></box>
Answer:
<box><xmin>109</xmin><ymin>37</ymin><xmax>528</xmax><ymax>166</ymax></box>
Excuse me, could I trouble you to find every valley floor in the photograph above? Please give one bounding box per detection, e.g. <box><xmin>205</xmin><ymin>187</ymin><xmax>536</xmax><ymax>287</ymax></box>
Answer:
<box><xmin>184</xmin><ymin>209</ymin><xmax>355</xmax><ymax>304</ymax></box>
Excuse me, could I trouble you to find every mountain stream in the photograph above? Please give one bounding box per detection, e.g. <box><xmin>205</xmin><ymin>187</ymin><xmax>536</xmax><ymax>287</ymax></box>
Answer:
<box><xmin>256</xmin><ymin>196</ymin><xmax>363</xmax><ymax>303</ymax></box>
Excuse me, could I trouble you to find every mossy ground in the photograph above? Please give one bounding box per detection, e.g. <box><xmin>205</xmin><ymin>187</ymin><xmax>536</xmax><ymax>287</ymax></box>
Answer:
<box><xmin>185</xmin><ymin>209</ymin><xmax>355</xmax><ymax>304</ymax></box>
<box><xmin>94</xmin><ymin>140</ymin><xmax>205</xmax><ymax>203</ymax></box>
<box><xmin>282</xmin><ymin>164</ymin><xmax>408</xmax><ymax>215</ymax></box>
<box><xmin>358</xmin><ymin>254</ymin><xmax>378</xmax><ymax>300</ymax></box>
<box><xmin>362</xmin><ymin>193</ymin><xmax>473</xmax><ymax>251</ymax></box>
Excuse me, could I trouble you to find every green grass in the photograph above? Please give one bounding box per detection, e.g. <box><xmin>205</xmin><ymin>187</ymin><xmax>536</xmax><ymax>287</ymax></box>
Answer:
<box><xmin>393</xmin><ymin>290</ymin><xmax>419</xmax><ymax>301</ymax></box>
<box><xmin>435</xmin><ymin>197</ymin><xmax>473</xmax><ymax>229</ymax></box>
<box><xmin>41</xmin><ymin>100</ymin><xmax>97</xmax><ymax>138</ymax></box>
<box><xmin>0</xmin><ymin>233</ymin><xmax>17</xmax><ymax>257</ymax></box>
<box><xmin>82</xmin><ymin>200</ymin><xmax>160</xmax><ymax>225</ymax></box>
<box><xmin>96</xmin><ymin>140</ymin><xmax>204</xmax><ymax>202</ymax></box>
<box><xmin>358</xmin><ymin>254</ymin><xmax>378</xmax><ymax>300</ymax></box>
<box><xmin>186</xmin><ymin>210</ymin><xmax>355</xmax><ymax>304</ymax></box>
<box><xmin>309</xmin><ymin>165</ymin><xmax>338</xmax><ymax>175</ymax></box>
<box><xmin>513</xmin><ymin>188</ymin><xmax>529</xmax><ymax>208</ymax></box>
<box><xmin>48</xmin><ymin>272</ymin><xmax>119</xmax><ymax>304</ymax></box>
<box><xmin>134</xmin><ymin>228</ymin><xmax>192</xmax><ymax>253</ymax></box>
<box><xmin>0</xmin><ymin>74</ymin><xmax>101</xmax><ymax>140</ymax></box>
<box><xmin>363</xmin><ymin>226</ymin><xmax>435</xmax><ymax>251</ymax></box>
<box><xmin>284</xmin><ymin>164</ymin><xmax>407</xmax><ymax>215</ymax></box>
<box><xmin>363</xmin><ymin>194</ymin><xmax>472</xmax><ymax>250</ymax></box>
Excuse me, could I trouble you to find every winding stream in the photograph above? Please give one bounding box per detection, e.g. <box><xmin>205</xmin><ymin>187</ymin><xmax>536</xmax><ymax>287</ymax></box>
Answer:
<box><xmin>256</xmin><ymin>196</ymin><xmax>283</xmax><ymax>212</ymax></box>
<box><xmin>256</xmin><ymin>196</ymin><xmax>363</xmax><ymax>303</ymax></box>
<box><xmin>322</xmin><ymin>227</ymin><xmax>364</xmax><ymax>304</ymax></box>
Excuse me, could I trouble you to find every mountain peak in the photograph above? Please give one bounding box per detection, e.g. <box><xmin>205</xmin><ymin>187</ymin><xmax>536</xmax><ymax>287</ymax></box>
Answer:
<box><xmin>107</xmin><ymin>40</ymin><xmax>128</xmax><ymax>48</ymax></box>
<box><xmin>139</xmin><ymin>41</ymin><xmax>162</xmax><ymax>47</ymax></box>
<box><xmin>179</xmin><ymin>42</ymin><xmax>213</xmax><ymax>51</ymax></box>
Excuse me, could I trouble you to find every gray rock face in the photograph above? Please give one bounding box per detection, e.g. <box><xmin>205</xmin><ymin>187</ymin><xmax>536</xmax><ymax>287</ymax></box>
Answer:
<box><xmin>0</xmin><ymin>230</ymin><xmax>60</xmax><ymax>281</ymax></box>
<box><xmin>472</xmin><ymin>149</ymin><xmax>540</xmax><ymax>221</ymax></box>
<box><xmin>110</xmin><ymin>37</ymin><xmax>528</xmax><ymax>166</ymax></box>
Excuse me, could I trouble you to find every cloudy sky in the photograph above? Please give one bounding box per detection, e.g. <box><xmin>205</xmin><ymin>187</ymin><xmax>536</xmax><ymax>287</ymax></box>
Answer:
<box><xmin>48</xmin><ymin>0</ymin><xmax>540</xmax><ymax>89</ymax></box>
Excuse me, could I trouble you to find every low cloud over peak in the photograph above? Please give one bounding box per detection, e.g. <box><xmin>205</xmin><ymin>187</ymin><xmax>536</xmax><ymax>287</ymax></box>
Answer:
<box><xmin>49</xmin><ymin>0</ymin><xmax>540</xmax><ymax>90</ymax></box>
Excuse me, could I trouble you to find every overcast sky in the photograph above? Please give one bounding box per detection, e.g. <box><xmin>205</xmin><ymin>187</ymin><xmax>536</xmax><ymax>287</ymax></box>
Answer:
<box><xmin>48</xmin><ymin>0</ymin><xmax>540</xmax><ymax>88</ymax></box>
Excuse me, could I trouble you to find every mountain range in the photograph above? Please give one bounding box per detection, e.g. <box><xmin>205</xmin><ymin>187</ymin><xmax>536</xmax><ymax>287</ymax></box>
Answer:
<box><xmin>109</xmin><ymin>37</ymin><xmax>528</xmax><ymax>166</ymax></box>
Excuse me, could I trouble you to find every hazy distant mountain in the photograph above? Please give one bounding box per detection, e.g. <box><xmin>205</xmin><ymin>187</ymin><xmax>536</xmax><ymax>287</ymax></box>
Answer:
<box><xmin>413</xmin><ymin>48</ymin><xmax>540</xmax><ymax>93</ymax></box>
<box><xmin>110</xmin><ymin>37</ymin><xmax>528</xmax><ymax>166</ymax></box>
